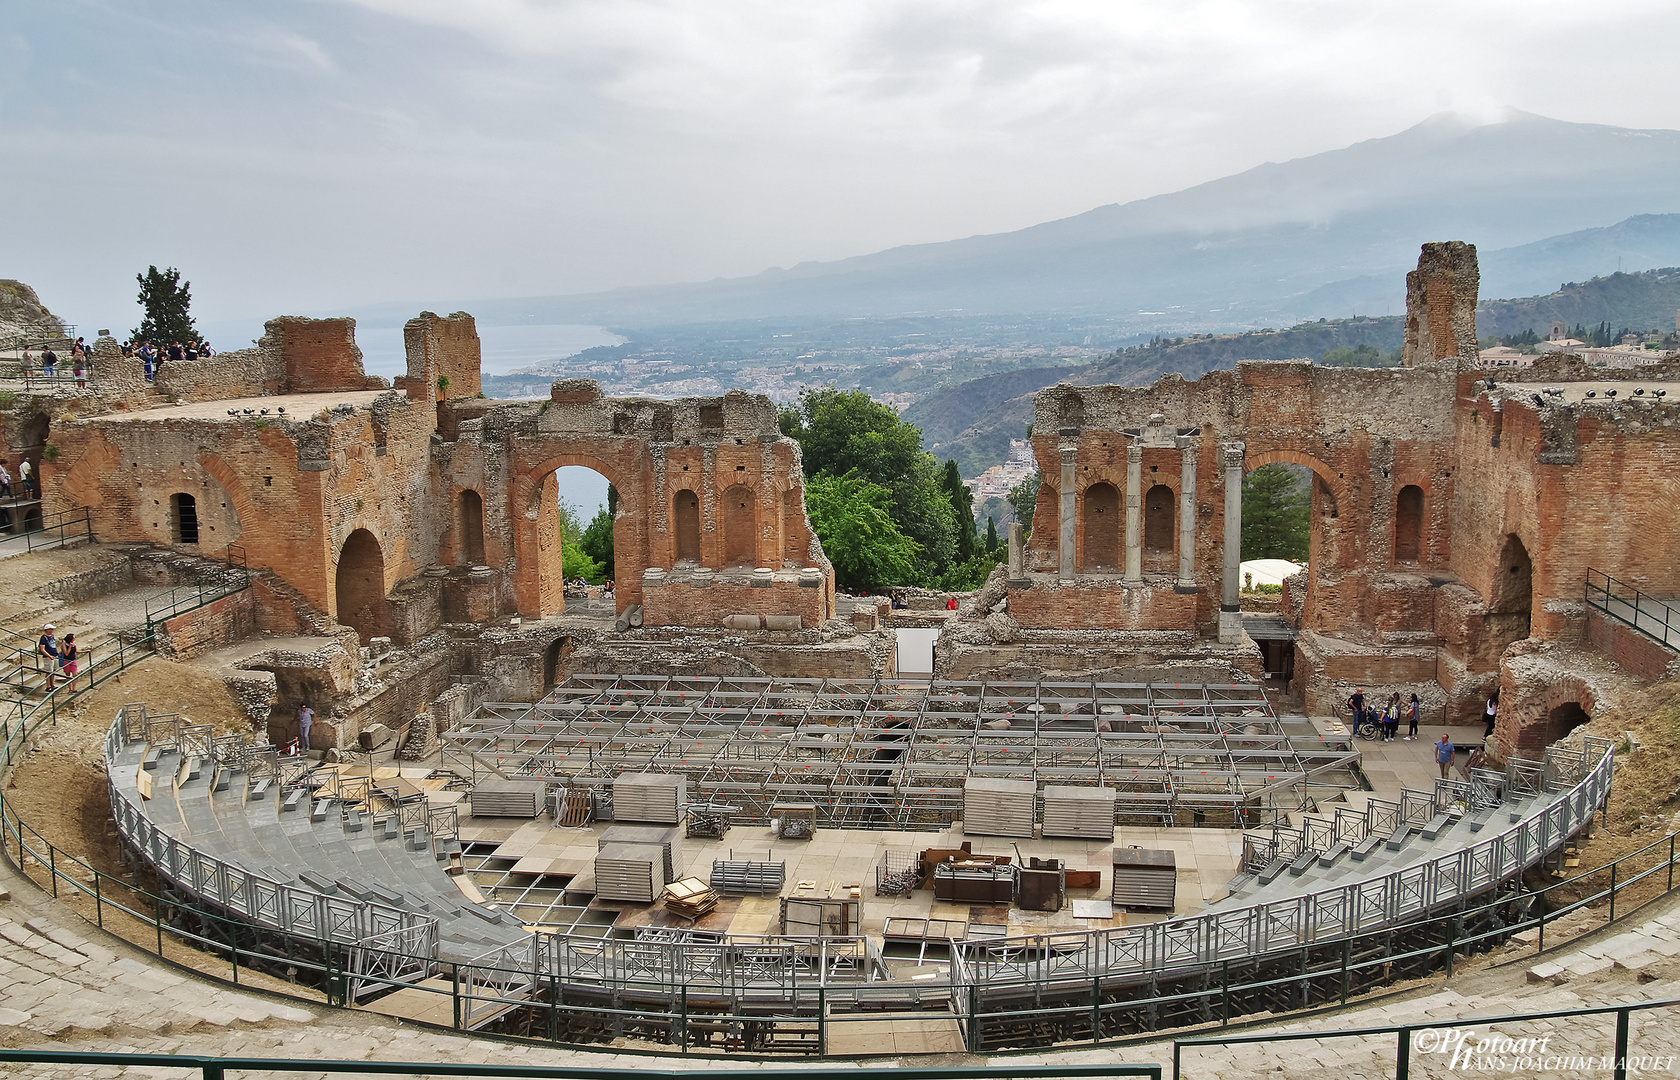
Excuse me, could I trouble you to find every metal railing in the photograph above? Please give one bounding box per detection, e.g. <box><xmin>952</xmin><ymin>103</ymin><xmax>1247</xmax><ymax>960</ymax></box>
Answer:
<box><xmin>0</xmin><ymin>503</ymin><xmax>92</xmax><ymax>552</ymax></box>
<box><xmin>1586</xmin><ymin>567</ymin><xmax>1679</xmax><ymax>653</ymax></box>
<box><xmin>1174</xmin><ymin>997</ymin><xmax>1680</xmax><ymax>1080</ymax></box>
<box><xmin>0</xmin><ymin>623</ymin><xmax>155</xmax><ymax>722</ymax></box>
<box><xmin>4</xmin><ymin>1058</ymin><xmax>1160</xmax><ymax>1080</ymax></box>
<box><xmin>144</xmin><ymin>543</ymin><xmax>251</xmax><ymax>629</ymax></box>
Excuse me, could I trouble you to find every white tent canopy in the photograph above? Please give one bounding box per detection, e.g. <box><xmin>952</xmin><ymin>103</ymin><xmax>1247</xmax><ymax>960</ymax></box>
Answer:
<box><xmin>1240</xmin><ymin>559</ymin><xmax>1304</xmax><ymax>589</ymax></box>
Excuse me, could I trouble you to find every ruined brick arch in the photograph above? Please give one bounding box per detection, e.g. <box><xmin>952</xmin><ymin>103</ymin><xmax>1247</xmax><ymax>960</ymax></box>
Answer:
<box><xmin>1080</xmin><ymin>481</ymin><xmax>1121</xmax><ymax>572</ymax></box>
<box><xmin>1499</xmin><ymin>673</ymin><xmax>1596</xmax><ymax>756</ymax></box>
<box><xmin>335</xmin><ymin>528</ymin><xmax>390</xmax><ymax>645</ymax></box>
<box><xmin>196</xmin><ymin>454</ymin><xmax>260</xmax><ymax>552</ymax></box>
<box><xmin>1241</xmin><ymin>449</ymin><xmax>1347</xmax><ymax>516</ymax></box>
<box><xmin>512</xmin><ymin>448</ymin><xmax>642</xmax><ymax>619</ymax></box>
<box><xmin>456</xmin><ymin>488</ymin><xmax>486</xmax><ymax>567</ymax></box>
<box><xmin>721</xmin><ymin>482</ymin><xmax>757</xmax><ymax>568</ymax></box>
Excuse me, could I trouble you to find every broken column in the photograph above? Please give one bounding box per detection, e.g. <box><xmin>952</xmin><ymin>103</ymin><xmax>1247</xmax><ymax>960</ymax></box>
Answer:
<box><xmin>1007</xmin><ymin>522</ymin><xmax>1026</xmax><ymax>582</ymax></box>
<box><xmin>1058</xmin><ymin>433</ymin><xmax>1077</xmax><ymax>582</ymax></box>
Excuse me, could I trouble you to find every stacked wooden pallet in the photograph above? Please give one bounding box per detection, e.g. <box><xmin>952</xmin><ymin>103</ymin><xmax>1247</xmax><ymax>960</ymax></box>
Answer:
<box><xmin>1112</xmin><ymin>847</ymin><xmax>1176</xmax><ymax>909</ymax></box>
<box><xmin>469</xmin><ymin>777</ymin><xmax>548</xmax><ymax>818</ymax></box>
<box><xmin>1041</xmin><ymin>785</ymin><xmax>1118</xmax><ymax>840</ymax></box>
<box><xmin>962</xmin><ymin>777</ymin><xmax>1037</xmax><ymax>838</ymax></box>
<box><xmin>612</xmin><ymin>774</ymin><xmax>687</xmax><ymax>823</ymax></box>
<box><xmin>661</xmin><ymin>877</ymin><xmax>719</xmax><ymax>920</ymax></box>
<box><xmin>598</xmin><ymin>824</ymin><xmax>681</xmax><ymax>883</ymax></box>
<box><xmin>595</xmin><ymin>843</ymin><xmax>667</xmax><ymax>903</ymax></box>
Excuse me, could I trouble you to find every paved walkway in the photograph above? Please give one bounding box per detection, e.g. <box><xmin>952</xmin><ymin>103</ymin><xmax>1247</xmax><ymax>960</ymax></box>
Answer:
<box><xmin>1594</xmin><ymin>592</ymin><xmax>1680</xmax><ymax>652</ymax></box>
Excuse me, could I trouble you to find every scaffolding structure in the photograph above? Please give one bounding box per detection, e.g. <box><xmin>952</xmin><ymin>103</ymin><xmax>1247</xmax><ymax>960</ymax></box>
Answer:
<box><xmin>441</xmin><ymin>676</ymin><xmax>1361</xmax><ymax>829</ymax></box>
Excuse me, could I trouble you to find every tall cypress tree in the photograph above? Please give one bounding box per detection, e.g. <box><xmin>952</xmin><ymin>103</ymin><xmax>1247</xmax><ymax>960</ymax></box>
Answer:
<box><xmin>940</xmin><ymin>459</ymin><xmax>977</xmax><ymax>563</ymax></box>
<box><xmin>985</xmin><ymin>515</ymin><xmax>1000</xmax><ymax>552</ymax></box>
<box><xmin>133</xmin><ymin>266</ymin><xmax>198</xmax><ymax>345</ymax></box>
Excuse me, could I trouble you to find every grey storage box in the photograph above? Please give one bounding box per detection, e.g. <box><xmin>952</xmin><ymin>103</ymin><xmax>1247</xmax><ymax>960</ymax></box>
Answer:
<box><xmin>469</xmin><ymin>777</ymin><xmax>548</xmax><ymax>818</ymax></box>
<box><xmin>598</xmin><ymin>824</ymin><xmax>682</xmax><ymax>883</ymax></box>
<box><xmin>612</xmin><ymin>773</ymin><xmax>687</xmax><ymax>824</ymax></box>
<box><xmin>1112</xmin><ymin>847</ymin><xmax>1176</xmax><ymax>910</ymax></box>
<box><xmin>595</xmin><ymin>842</ymin><xmax>667</xmax><ymax>903</ymax></box>
<box><xmin>962</xmin><ymin>777</ymin><xmax>1037</xmax><ymax>838</ymax></box>
<box><xmin>1042</xmin><ymin>785</ymin><xmax>1117</xmax><ymax>840</ymax></box>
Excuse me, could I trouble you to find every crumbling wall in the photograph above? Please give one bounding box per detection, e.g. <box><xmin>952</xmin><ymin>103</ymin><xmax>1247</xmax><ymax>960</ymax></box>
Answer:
<box><xmin>397</xmin><ymin>311</ymin><xmax>482</xmax><ymax>402</ymax></box>
<box><xmin>1402</xmin><ymin>240</ymin><xmax>1480</xmax><ymax>368</ymax></box>
<box><xmin>270</xmin><ymin>316</ymin><xmax>383</xmax><ymax>393</ymax></box>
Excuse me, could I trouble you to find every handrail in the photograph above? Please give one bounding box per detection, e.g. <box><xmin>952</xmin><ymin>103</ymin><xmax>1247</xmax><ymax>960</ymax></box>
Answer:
<box><xmin>0</xmin><ymin>504</ymin><xmax>93</xmax><ymax>553</ymax></box>
<box><xmin>1586</xmin><ymin>567</ymin><xmax>1679</xmax><ymax>653</ymax></box>
<box><xmin>7</xmin><ymin>1056</ymin><xmax>1163</xmax><ymax>1080</ymax></box>
<box><xmin>144</xmin><ymin>543</ymin><xmax>251</xmax><ymax>629</ymax></box>
<box><xmin>1174</xmin><ymin>996</ymin><xmax>1680</xmax><ymax>1080</ymax></box>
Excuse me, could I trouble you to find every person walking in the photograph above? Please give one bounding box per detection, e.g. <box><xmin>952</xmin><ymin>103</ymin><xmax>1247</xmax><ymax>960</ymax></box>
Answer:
<box><xmin>1483</xmin><ymin>690</ymin><xmax>1499</xmax><ymax>738</ymax></box>
<box><xmin>0</xmin><ymin>460</ymin><xmax>11</xmax><ymax>500</ymax></box>
<box><xmin>296</xmin><ymin>702</ymin><xmax>314</xmax><ymax>753</ymax></box>
<box><xmin>1435</xmin><ymin>732</ymin><xmax>1456</xmax><ymax>779</ymax></box>
<box><xmin>18</xmin><ymin>458</ymin><xmax>34</xmax><ymax>499</ymax></box>
<box><xmin>41</xmin><ymin>346</ymin><xmax>57</xmax><ymax>377</ymax></box>
<box><xmin>1406</xmin><ymin>693</ymin><xmax>1421</xmax><ymax>740</ymax></box>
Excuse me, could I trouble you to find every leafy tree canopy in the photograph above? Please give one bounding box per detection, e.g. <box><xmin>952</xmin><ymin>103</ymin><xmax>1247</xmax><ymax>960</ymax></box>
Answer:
<box><xmin>133</xmin><ymin>265</ymin><xmax>197</xmax><ymax>345</ymax></box>
<box><xmin>556</xmin><ymin>497</ymin><xmax>606</xmax><ymax>584</ymax></box>
<box><xmin>580</xmin><ymin>507</ymin><xmax>615</xmax><ymax>579</ymax></box>
<box><xmin>1007</xmin><ymin>469</ymin><xmax>1042</xmax><ymax>533</ymax></box>
<box><xmin>804</xmin><ymin>471</ymin><xmax>920</xmax><ymax>592</ymax></box>
<box><xmin>1241</xmin><ymin>464</ymin><xmax>1310</xmax><ymax>563</ymax></box>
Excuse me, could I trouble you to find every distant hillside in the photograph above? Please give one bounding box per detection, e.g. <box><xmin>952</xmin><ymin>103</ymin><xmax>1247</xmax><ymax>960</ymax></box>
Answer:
<box><xmin>1085</xmin><ymin>316</ymin><xmax>1405</xmax><ymax>380</ymax></box>
<box><xmin>907</xmin><ymin>365</ymin><xmax>1081</xmax><ymax>477</ymax></box>
<box><xmin>1476</xmin><ymin>267</ymin><xmax>1680</xmax><ymax>337</ymax></box>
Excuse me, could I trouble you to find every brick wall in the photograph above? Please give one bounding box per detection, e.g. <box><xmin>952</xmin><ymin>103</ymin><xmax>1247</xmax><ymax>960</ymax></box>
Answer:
<box><xmin>1009</xmin><ymin>579</ymin><xmax>1199</xmax><ymax>630</ymax></box>
<box><xmin>1587</xmin><ymin>608</ymin><xmax>1677</xmax><ymax>681</ymax></box>
<box><xmin>159</xmin><ymin>590</ymin><xmax>256</xmax><ymax>660</ymax></box>
<box><xmin>643</xmin><ymin>576</ymin><xmax>829</xmax><ymax>628</ymax></box>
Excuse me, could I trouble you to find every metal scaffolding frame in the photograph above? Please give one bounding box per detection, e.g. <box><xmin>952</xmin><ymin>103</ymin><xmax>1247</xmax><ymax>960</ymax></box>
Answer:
<box><xmin>442</xmin><ymin>677</ymin><xmax>1361</xmax><ymax>829</ymax></box>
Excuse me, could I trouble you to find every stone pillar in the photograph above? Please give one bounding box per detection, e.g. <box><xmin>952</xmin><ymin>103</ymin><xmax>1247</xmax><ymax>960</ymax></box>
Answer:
<box><xmin>1058</xmin><ymin>439</ymin><xmax>1077</xmax><ymax>582</ymax></box>
<box><xmin>1007</xmin><ymin>522</ymin><xmax>1026</xmax><ymax>582</ymax></box>
<box><xmin>1176</xmin><ymin>436</ymin><xmax>1198</xmax><ymax>590</ymax></box>
<box><xmin>1124</xmin><ymin>442</ymin><xmax>1142</xmax><ymax>585</ymax></box>
<box><xmin>1220</xmin><ymin>441</ymin><xmax>1246</xmax><ymax>643</ymax></box>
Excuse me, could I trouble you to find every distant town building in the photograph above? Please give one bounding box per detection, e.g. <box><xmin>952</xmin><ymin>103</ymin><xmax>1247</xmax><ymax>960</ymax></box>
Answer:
<box><xmin>1478</xmin><ymin>346</ymin><xmax>1534</xmax><ymax>368</ymax></box>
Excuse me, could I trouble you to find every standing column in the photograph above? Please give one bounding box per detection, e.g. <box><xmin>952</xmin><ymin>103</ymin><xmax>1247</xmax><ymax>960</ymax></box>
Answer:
<box><xmin>1058</xmin><ymin>440</ymin><xmax>1077</xmax><ymax>582</ymax></box>
<box><xmin>1220</xmin><ymin>441</ymin><xmax>1245</xmax><ymax>642</ymax></box>
<box><xmin>1124</xmin><ymin>442</ymin><xmax>1142</xmax><ymax>585</ymax></box>
<box><xmin>1176</xmin><ymin>436</ymin><xmax>1199</xmax><ymax>590</ymax></box>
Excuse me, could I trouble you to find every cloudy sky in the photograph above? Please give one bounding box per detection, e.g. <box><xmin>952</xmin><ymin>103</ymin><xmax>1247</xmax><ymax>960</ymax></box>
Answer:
<box><xmin>7</xmin><ymin>0</ymin><xmax>1680</xmax><ymax>336</ymax></box>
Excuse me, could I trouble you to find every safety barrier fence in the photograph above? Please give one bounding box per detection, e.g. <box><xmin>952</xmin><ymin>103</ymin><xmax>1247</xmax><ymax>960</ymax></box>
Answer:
<box><xmin>145</xmin><ymin>543</ymin><xmax>251</xmax><ymax>628</ymax></box>
<box><xmin>2</xmin><ymin>1058</ymin><xmax>1161</xmax><ymax>1080</ymax></box>
<box><xmin>1172</xmin><ymin>996</ymin><xmax>1680</xmax><ymax>1080</ymax></box>
<box><xmin>0</xmin><ymin>503</ymin><xmax>92</xmax><ymax>552</ymax></box>
<box><xmin>1587</xmin><ymin>567</ymin><xmax>1680</xmax><ymax>653</ymax></box>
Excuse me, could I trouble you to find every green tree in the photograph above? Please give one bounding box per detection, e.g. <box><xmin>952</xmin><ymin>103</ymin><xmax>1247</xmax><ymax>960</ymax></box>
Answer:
<box><xmin>133</xmin><ymin>265</ymin><xmax>198</xmax><ymax>345</ymax></box>
<box><xmin>1006</xmin><ymin>469</ymin><xmax>1041</xmax><ymax>532</ymax></box>
<box><xmin>804</xmin><ymin>471</ymin><xmax>920</xmax><ymax>592</ymax></box>
<box><xmin>1241</xmin><ymin>465</ymin><xmax>1309</xmax><ymax>562</ymax></box>
<box><xmin>940</xmin><ymin>459</ymin><xmax>977</xmax><ymax>564</ymax></box>
<box><xmin>985</xmin><ymin>515</ymin><xmax>999</xmax><ymax>552</ymax></box>
<box><xmin>580</xmin><ymin>507</ymin><xmax>615</xmax><ymax>579</ymax></box>
<box><xmin>787</xmin><ymin>386</ymin><xmax>957</xmax><ymax>582</ymax></box>
<box><xmin>556</xmin><ymin>497</ymin><xmax>605</xmax><ymax>584</ymax></box>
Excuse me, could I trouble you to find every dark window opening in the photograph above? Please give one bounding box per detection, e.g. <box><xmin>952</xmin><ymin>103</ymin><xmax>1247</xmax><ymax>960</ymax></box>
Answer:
<box><xmin>172</xmin><ymin>493</ymin><xmax>199</xmax><ymax>544</ymax></box>
<box><xmin>1395</xmin><ymin>485</ymin><xmax>1424</xmax><ymax>563</ymax></box>
<box><xmin>1081</xmin><ymin>482</ymin><xmax>1120</xmax><ymax>572</ymax></box>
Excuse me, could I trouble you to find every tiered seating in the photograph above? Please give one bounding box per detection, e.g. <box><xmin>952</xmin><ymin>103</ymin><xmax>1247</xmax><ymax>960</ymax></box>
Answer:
<box><xmin>107</xmin><ymin>712</ymin><xmax>524</xmax><ymax>963</ymax></box>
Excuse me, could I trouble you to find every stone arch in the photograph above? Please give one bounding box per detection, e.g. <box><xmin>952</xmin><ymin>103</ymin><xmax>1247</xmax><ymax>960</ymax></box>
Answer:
<box><xmin>514</xmin><ymin>450</ymin><xmax>633</xmax><ymax>618</ymax></box>
<box><xmin>1486</xmin><ymin>533</ymin><xmax>1534</xmax><ymax>651</ymax></box>
<box><xmin>780</xmin><ymin>485</ymin><xmax>809</xmax><ymax>565</ymax></box>
<box><xmin>335</xmin><ymin>528</ymin><xmax>389</xmax><ymax>644</ymax></box>
<box><xmin>673</xmin><ymin>488</ymin><xmax>702</xmax><ymax>565</ymax></box>
<box><xmin>1081</xmin><ymin>481</ymin><xmax>1120</xmax><ymax>572</ymax></box>
<box><xmin>457</xmin><ymin>489</ymin><xmax>486</xmax><ymax>566</ymax></box>
<box><xmin>1143</xmin><ymin>483</ymin><xmax>1175</xmax><ymax>573</ymax></box>
<box><xmin>722</xmin><ymin>482</ymin><xmax>757</xmax><ymax>567</ymax></box>
<box><xmin>1395</xmin><ymin>484</ymin><xmax>1424</xmax><ymax>564</ymax></box>
<box><xmin>1241</xmin><ymin>449</ymin><xmax>1347</xmax><ymax>517</ymax></box>
<box><xmin>543</xmin><ymin>635</ymin><xmax>574</xmax><ymax>693</ymax></box>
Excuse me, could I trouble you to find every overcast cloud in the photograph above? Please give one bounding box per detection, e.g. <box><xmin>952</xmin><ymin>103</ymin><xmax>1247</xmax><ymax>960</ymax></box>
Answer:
<box><xmin>6</xmin><ymin>0</ymin><xmax>1680</xmax><ymax>334</ymax></box>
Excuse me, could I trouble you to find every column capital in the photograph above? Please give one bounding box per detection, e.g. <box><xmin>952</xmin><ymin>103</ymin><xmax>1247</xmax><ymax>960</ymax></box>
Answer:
<box><xmin>1175</xmin><ymin>434</ymin><xmax>1200</xmax><ymax>456</ymax></box>
<box><xmin>1220</xmin><ymin>442</ymin><xmax>1246</xmax><ymax>471</ymax></box>
<box><xmin>1126</xmin><ymin>441</ymin><xmax>1143</xmax><ymax>463</ymax></box>
<box><xmin>1058</xmin><ymin>444</ymin><xmax>1078</xmax><ymax>465</ymax></box>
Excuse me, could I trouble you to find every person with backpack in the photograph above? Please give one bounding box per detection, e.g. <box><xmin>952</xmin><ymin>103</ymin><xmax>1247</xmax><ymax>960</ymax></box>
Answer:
<box><xmin>1383</xmin><ymin>692</ymin><xmax>1402</xmax><ymax>742</ymax></box>
<box><xmin>1405</xmin><ymin>693</ymin><xmax>1421</xmax><ymax>740</ymax></box>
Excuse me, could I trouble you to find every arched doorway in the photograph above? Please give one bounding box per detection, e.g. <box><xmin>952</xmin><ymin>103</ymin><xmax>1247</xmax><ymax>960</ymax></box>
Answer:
<box><xmin>1081</xmin><ymin>482</ymin><xmax>1120</xmax><ymax>572</ymax></box>
<box><xmin>543</xmin><ymin>636</ymin><xmax>574</xmax><ymax>693</ymax></box>
<box><xmin>1395</xmin><ymin>485</ymin><xmax>1424</xmax><ymax>564</ymax></box>
<box><xmin>457</xmin><ymin>490</ymin><xmax>486</xmax><ymax>566</ymax></box>
<box><xmin>335</xmin><ymin>529</ymin><xmax>389</xmax><ymax>644</ymax></box>
<box><xmin>722</xmin><ymin>483</ymin><xmax>756</xmax><ymax>567</ymax></box>
<box><xmin>170</xmin><ymin>492</ymin><xmax>200</xmax><ymax>545</ymax></box>
<box><xmin>1487</xmin><ymin>533</ymin><xmax>1534</xmax><ymax>651</ymax></box>
<box><xmin>674</xmin><ymin>489</ymin><xmax>701</xmax><ymax>565</ymax></box>
<box><xmin>1143</xmin><ymin>484</ymin><xmax>1175</xmax><ymax>574</ymax></box>
<box><xmin>1540</xmin><ymin>701</ymin><xmax>1589</xmax><ymax>745</ymax></box>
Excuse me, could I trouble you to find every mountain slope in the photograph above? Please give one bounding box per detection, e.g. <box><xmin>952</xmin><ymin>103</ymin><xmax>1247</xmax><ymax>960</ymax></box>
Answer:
<box><xmin>425</xmin><ymin>112</ymin><xmax>1680</xmax><ymax>329</ymax></box>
